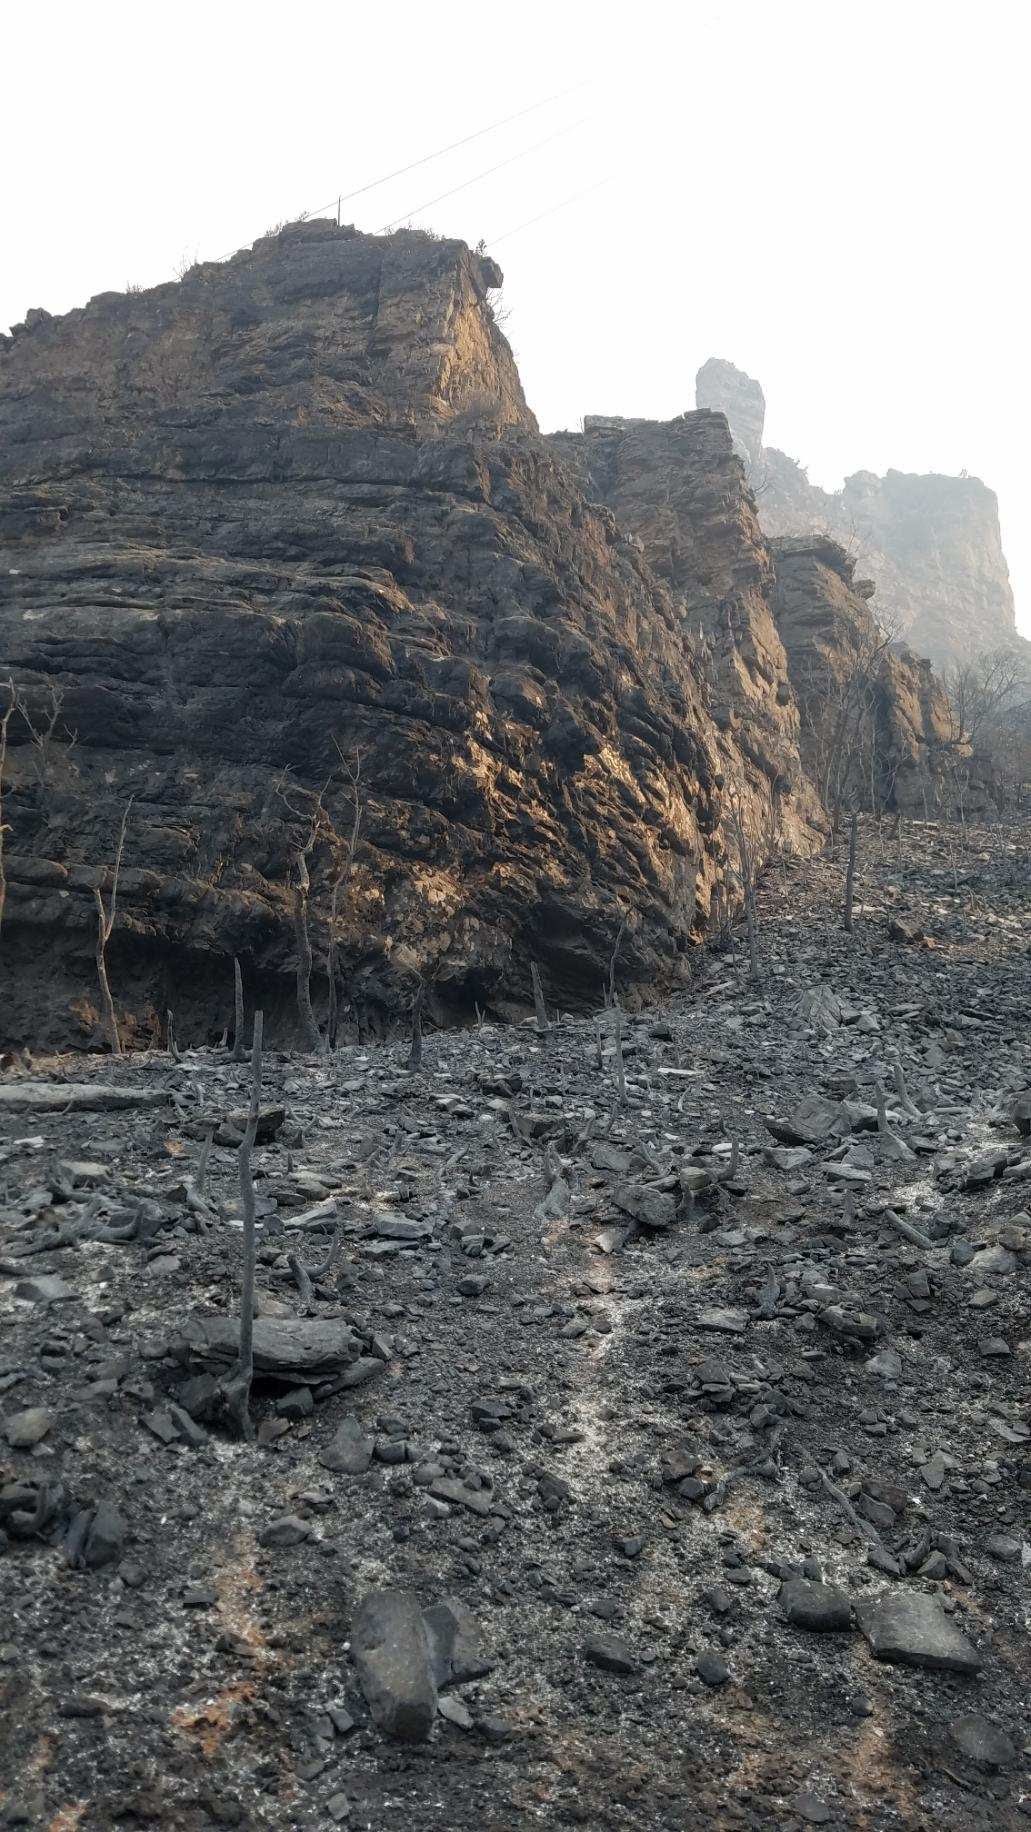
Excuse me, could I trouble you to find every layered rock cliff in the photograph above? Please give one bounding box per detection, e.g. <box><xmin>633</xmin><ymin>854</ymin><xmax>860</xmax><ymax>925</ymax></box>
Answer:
<box><xmin>548</xmin><ymin>410</ymin><xmax>976</xmax><ymax>818</ymax></box>
<box><xmin>0</xmin><ymin>221</ymin><xmax>822</xmax><ymax>1047</ymax></box>
<box><xmin>696</xmin><ymin>357</ymin><xmax>1019</xmax><ymax>668</ymax></box>
<box><xmin>770</xmin><ymin>536</ymin><xmax>973</xmax><ymax>815</ymax></box>
<box><xmin>548</xmin><ymin>410</ymin><xmax>825</xmax><ymax>827</ymax></box>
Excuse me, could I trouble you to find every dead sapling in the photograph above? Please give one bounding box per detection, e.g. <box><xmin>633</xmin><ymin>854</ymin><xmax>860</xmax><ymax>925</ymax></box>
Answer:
<box><xmin>326</xmin><ymin>742</ymin><xmax>365</xmax><ymax>1053</ymax></box>
<box><xmin>288</xmin><ymin>1207</ymin><xmax>348</xmax><ymax>1312</ymax></box>
<box><xmin>728</xmin><ymin>797</ymin><xmax>761</xmax><ymax>985</ymax></box>
<box><xmin>606</xmin><ymin>919</ymin><xmax>627</xmax><ymax>1008</ymax></box>
<box><xmin>186</xmin><ymin>1126</ymin><xmax>216</xmax><ymax>1227</ymax></box>
<box><xmin>0</xmin><ymin>680</ymin><xmax>15</xmax><ymax>942</ymax></box>
<box><xmin>530</xmin><ymin>961</ymin><xmax>549</xmax><ymax>1038</ymax></box>
<box><xmin>407</xmin><ymin>980</ymin><xmax>425</xmax><ymax>1071</ymax></box>
<box><xmin>292</xmin><ymin>842</ymin><xmax>322</xmax><ymax>1052</ymax></box>
<box><xmin>221</xmin><ymin>1010</ymin><xmax>264</xmax><ymax>1439</ymax></box>
<box><xmin>881</xmin><ymin>1205</ymin><xmax>934</xmax><ymax>1251</ymax></box>
<box><xmin>842</xmin><ymin>808</ymin><xmax>859</xmax><ymax>934</ymax></box>
<box><xmin>719</xmin><ymin>1139</ymin><xmax>742</xmax><ymax>1187</ymax></box>
<box><xmin>535</xmin><ymin>1143</ymin><xmax>570</xmax><ymax>1230</ymax></box>
<box><xmin>277</xmin><ymin>773</ymin><xmax>331</xmax><ymax>1052</ymax></box>
<box><xmin>232</xmin><ymin>957</ymin><xmax>245</xmax><ymax>1062</ymax></box>
<box><xmin>887</xmin><ymin>1049</ymin><xmax>922</xmax><ymax>1120</ymax></box>
<box><xmin>874</xmin><ymin>1080</ymin><xmax>916</xmax><ymax>1164</ymax></box>
<box><xmin>93</xmin><ymin>798</ymin><xmax>133</xmax><ymax>1056</ymax></box>
<box><xmin>166</xmin><ymin>1009</ymin><xmax>180</xmax><ymax>1061</ymax></box>
<box><xmin>612</xmin><ymin>1003</ymin><xmax>627</xmax><ymax>1112</ymax></box>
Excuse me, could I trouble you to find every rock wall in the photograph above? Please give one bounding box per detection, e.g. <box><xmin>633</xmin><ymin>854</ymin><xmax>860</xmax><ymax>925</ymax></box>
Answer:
<box><xmin>696</xmin><ymin>358</ymin><xmax>1019</xmax><ymax>669</ymax></box>
<box><xmin>0</xmin><ymin>221</ymin><xmax>809</xmax><ymax>1048</ymax></box>
<box><xmin>549</xmin><ymin>408</ymin><xmax>980</xmax><ymax>819</ymax></box>
<box><xmin>770</xmin><ymin>536</ymin><xmax>972</xmax><ymax>815</ymax></box>
<box><xmin>548</xmin><ymin>410</ymin><xmax>824</xmax><ymax>846</ymax></box>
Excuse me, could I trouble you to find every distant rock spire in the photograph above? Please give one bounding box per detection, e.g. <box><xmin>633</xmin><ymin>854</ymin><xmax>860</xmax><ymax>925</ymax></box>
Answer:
<box><xmin>695</xmin><ymin>358</ymin><xmax>766</xmax><ymax>474</ymax></box>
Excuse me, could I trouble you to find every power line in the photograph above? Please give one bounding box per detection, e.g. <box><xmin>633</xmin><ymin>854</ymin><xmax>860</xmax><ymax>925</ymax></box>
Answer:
<box><xmin>379</xmin><ymin>117</ymin><xmax>590</xmax><ymax>234</ymax></box>
<box><xmin>487</xmin><ymin>176</ymin><xmax>614</xmax><ymax>248</ymax></box>
<box><xmin>297</xmin><ymin>80</ymin><xmax>589</xmax><ymax>224</ymax></box>
<box><xmin>209</xmin><ymin>80</ymin><xmax>593</xmax><ymax>266</ymax></box>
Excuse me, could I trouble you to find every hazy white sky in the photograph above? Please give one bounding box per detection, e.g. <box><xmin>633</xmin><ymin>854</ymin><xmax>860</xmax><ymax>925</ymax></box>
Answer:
<box><xmin>4</xmin><ymin>0</ymin><xmax>1027</xmax><ymax>636</ymax></box>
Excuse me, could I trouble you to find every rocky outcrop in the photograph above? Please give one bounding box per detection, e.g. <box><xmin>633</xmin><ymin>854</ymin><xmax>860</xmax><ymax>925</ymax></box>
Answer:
<box><xmin>695</xmin><ymin>358</ymin><xmax>766</xmax><ymax>473</ymax></box>
<box><xmin>548</xmin><ymin>410</ymin><xmax>824</xmax><ymax>842</ymax></box>
<box><xmin>770</xmin><ymin>536</ymin><xmax>973</xmax><ymax>815</ymax></box>
<box><xmin>548</xmin><ymin>407</ymin><xmax>982</xmax><ymax>819</ymax></box>
<box><xmin>696</xmin><ymin>359</ymin><xmax>1019</xmax><ymax>669</ymax></box>
<box><xmin>1</xmin><ymin>221</ymin><xmax>818</xmax><ymax>1048</ymax></box>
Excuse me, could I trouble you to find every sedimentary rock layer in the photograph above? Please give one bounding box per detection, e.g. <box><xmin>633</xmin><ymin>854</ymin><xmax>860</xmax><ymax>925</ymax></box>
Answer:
<box><xmin>1</xmin><ymin>221</ymin><xmax>816</xmax><ymax>1047</ymax></box>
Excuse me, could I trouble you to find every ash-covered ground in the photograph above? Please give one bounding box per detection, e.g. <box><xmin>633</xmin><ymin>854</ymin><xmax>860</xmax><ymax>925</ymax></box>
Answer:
<box><xmin>2</xmin><ymin>818</ymin><xmax>1029</xmax><ymax>1830</ymax></box>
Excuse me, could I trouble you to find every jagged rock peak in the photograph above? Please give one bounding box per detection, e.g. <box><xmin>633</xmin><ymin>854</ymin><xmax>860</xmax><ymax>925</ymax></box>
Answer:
<box><xmin>695</xmin><ymin>358</ymin><xmax>766</xmax><ymax>473</ymax></box>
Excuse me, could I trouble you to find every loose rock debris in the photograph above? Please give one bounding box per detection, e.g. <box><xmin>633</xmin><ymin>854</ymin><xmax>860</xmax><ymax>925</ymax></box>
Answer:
<box><xmin>0</xmin><ymin>819</ymin><xmax>1029</xmax><ymax>1829</ymax></box>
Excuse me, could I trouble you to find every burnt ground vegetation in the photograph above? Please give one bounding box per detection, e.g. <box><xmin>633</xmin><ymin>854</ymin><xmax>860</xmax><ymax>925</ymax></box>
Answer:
<box><xmin>1</xmin><ymin>817</ymin><xmax>1029</xmax><ymax>1830</ymax></box>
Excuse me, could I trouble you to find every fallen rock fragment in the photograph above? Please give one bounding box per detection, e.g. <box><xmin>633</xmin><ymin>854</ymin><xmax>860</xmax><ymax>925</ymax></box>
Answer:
<box><xmin>424</xmin><ymin>1598</ymin><xmax>492</xmax><ymax>1685</ymax></box>
<box><xmin>583</xmin><ymin>1633</ymin><xmax>637</xmax><ymax>1675</ymax></box>
<box><xmin>947</xmin><ymin>1713</ymin><xmax>1016</xmax><ymax>1770</ymax></box>
<box><xmin>0</xmin><ymin>1083</ymin><xmax>167</xmax><ymax>1112</ymax></box>
<box><xmin>177</xmin><ymin>1315</ymin><xmax>363</xmax><ymax>1382</ymax></box>
<box><xmin>351</xmin><ymin>1589</ymin><xmax>437</xmax><ymax>1742</ymax></box>
<box><xmin>3</xmin><ymin>1407</ymin><xmax>52</xmax><ymax>1448</ymax></box>
<box><xmin>779</xmin><ymin>1578</ymin><xmax>852</xmax><ymax>1632</ymax></box>
<box><xmin>13</xmin><ymin>1275</ymin><xmax>77</xmax><ymax>1305</ymax></box>
<box><xmin>319</xmin><ymin>1415</ymin><xmax>374</xmax><ymax>1475</ymax></box>
<box><xmin>613</xmin><ymin>1184</ymin><xmax>678</xmax><ymax>1230</ymax></box>
<box><xmin>766</xmin><ymin>1096</ymin><xmax>844</xmax><ymax>1146</ymax></box>
<box><xmin>859</xmin><ymin>1592</ymin><xmax>981</xmax><ymax>1673</ymax></box>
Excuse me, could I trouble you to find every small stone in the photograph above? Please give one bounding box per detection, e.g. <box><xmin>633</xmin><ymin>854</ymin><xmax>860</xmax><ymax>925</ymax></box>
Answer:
<box><xmin>277</xmin><ymin>1386</ymin><xmax>315</xmax><ymax>1420</ymax></box>
<box><xmin>258</xmin><ymin>1515</ymin><xmax>310</xmax><ymax>1548</ymax></box>
<box><xmin>948</xmin><ymin>1713</ymin><xmax>1016</xmax><ymax>1770</ymax></box>
<box><xmin>779</xmin><ymin>1578</ymin><xmax>851</xmax><ymax>1633</ymax></box>
<box><xmin>437</xmin><ymin>1694</ymin><xmax>474</xmax><ymax>1729</ymax></box>
<box><xmin>430</xmin><ymin>1477</ymin><xmax>492</xmax><ymax>1517</ymax></box>
<box><xmin>792</xmin><ymin>1793</ymin><xmax>832</xmax><ymax>1825</ymax></box>
<box><xmin>82</xmin><ymin>1502</ymin><xmax>126</xmax><ymax>1569</ymax></box>
<box><xmin>698</xmin><ymin>1308</ymin><xmax>748</xmax><ymax>1334</ymax></box>
<box><xmin>985</xmin><ymin>1533</ymin><xmax>1022</xmax><ymax>1563</ymax></box>
<box><xmin>182</xmin><ymin>1584</ymin><xmax>218</xmax><ymax>1608</ymax></box>
<box><xmin>423</xmin><ymin>1598</ymin><xmax>492</xmax><ymax>1685</ymax></box>
<box><xmin>583</xmin><ymin>1634</ymin><xmax>637</xmax><ymax>1675</ymax></box>
<box><xmin>14</xmin><ymin>1275</ymin><xmax>76</xmax><ymax>1304</ymax></box>
<box><xmin>2</xmin><ymin>1408</ymin><xmax>52</xmax><ymax>1449</ymax></box>
<box><xmin>319</xmin><ymin>1415</ymin><xmax>374</xmax><ymax>1475</ymax></box>
<box><xmin>695</xmin><ymin>1652</ymin><xmax>730</xmax><ymax>1687</ymax></box>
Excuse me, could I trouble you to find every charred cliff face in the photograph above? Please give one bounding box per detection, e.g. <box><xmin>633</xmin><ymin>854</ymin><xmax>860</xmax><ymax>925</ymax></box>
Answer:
<box><xmin>548</xmin><ymin>410</ymin><xmax>825</xmax><ymax>852</ymax></box>
<box><xmin>769</xmin><ymin>537</ymin><xmax>974</xmax><ymax>817</ymax></box>
<box><xmin>694</xmin><ymin>357</ymin><xmax>1020</xmax><ymax>670</ymax></box>
<box><xmin>552</xmin><ymin>393</ymin><xmax>997</xmax><ymax>820</ymax></box>
<box><xmin>0</xmin><ymin>220</ymin><xmax>768</xmax><ymax>1047</ymax></box>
